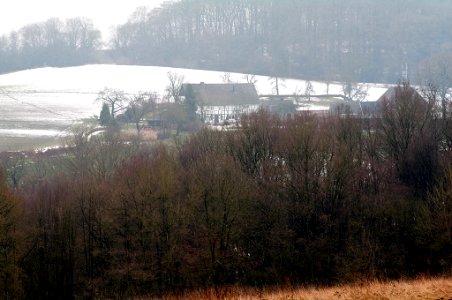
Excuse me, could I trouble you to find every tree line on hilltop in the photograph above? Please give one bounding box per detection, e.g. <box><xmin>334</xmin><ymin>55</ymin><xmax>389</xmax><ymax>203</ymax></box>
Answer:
<box><xmin>0</xmin><ymin>83</ymin><xmax>450</xmax><ymax>298</ymax></box>
<box><xmin>1</xmin><ymin>0</ymin><xmax>452</xmax><ymax>85</ymax></box>
<box><xmin>0</xmin><ymin>17</ymin><xmax>101</xmax><ymax>73</ymax></box>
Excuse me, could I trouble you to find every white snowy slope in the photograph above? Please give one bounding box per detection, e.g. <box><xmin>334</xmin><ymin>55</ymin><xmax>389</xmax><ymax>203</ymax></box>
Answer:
<box><xmin>0</xmin><ymin>64</ymin><xmax>389</xmax><ymax>137</ymax></box>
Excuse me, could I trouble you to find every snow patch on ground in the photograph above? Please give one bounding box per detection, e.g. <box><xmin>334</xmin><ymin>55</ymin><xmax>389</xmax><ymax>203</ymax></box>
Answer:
<box><xmin>0</xmin><ymin>64</ymin><xmax>390</xmax><ymax>138</ymax></box>
<box><xmin>0</xmin><ymin>129</ymin><xmax>63</xmax><ymax>137</ymax></box>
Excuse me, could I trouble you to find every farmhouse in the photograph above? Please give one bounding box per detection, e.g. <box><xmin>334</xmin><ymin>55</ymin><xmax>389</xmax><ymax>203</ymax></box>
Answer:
<box><xmin>376</xmin><ymin>85</ymin><xmax>426</xmax><ymax>107</ymax></box>
<box><xmin>330</xmin><ymin>85</ymin><xmax>426</xmax><ymax>116</ymax></box>
<box><xmin>180</xmin><ymin>83</ymin><xmax>260</xmax><ymax>124</ymax></box>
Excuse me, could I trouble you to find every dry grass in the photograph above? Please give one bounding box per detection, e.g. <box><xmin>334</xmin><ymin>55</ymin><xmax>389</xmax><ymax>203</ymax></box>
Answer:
<box><xmin>140</xmin><ymin>277</ymin><xmax>452</xmax><ymax>300</ymax></box>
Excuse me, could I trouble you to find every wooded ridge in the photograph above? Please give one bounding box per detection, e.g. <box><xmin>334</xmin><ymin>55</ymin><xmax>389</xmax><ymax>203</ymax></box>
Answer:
<box><xmin>1</xmin><ymin>0</ymin><xmax>452</xmax><ymax>85</ymax></box>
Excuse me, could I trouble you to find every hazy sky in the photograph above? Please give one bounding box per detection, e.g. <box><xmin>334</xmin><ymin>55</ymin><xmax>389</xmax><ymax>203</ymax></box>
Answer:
<box><xmin>0</xmin><ymin>0</ymin><xmax>169</xmax><ymax>38</ymax></box>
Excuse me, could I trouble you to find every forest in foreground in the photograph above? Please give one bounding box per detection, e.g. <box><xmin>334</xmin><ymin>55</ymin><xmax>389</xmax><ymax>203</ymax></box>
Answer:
<box><xmin>0</xmin><ymin>84</ymin><xmax>451</xmax><ymax>299</ymax></box>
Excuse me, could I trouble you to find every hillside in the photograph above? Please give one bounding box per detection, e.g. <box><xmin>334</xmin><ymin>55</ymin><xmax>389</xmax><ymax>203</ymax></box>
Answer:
<box><xmin>2</xmin><ymin>1</ymin><xmax>452</xmax><ymax>85</ymax></box>
<box><xmin>0</xmin><ymin>64</ymin><xmax>388</xmax><ymax>145</ymax></box>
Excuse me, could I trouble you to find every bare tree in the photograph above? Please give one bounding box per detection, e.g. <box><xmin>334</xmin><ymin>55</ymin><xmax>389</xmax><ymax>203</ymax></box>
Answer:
<box><xmin>187</xmin><ymin>151</ymin><xmax>251</xmax><ymax>275</ymax></box>
<box><xmin>417</xmin><ymin>53</ymin><xmax>452</xmax><ymax>121</ymax></box>
<box><xmin>221</xmin><ymin>72</ymin><xmax>232</xmax><ymax>83</ymax></box>
<box><xmin>0</xmin><ymin>152</ymin><xmax>26</xmax><ymax>189</ymax></box>
<box><xmin>420</xmin><ymin>82</ymin><xmax>452</xmax><ymax>150</ymax></box>
<box><xmin>0</xmin><ymin>170</ymin><xmax>20</xmax><ymax>298</ymax></box>
<box><xmin>243</xmin><ymin>74</ymin><xmax>257</xmax><ymax>85</ymax></box>
<box><xmin>379</xmin><ymin>82</ymin><xmax>439</xmax><ymax>194</ymax></box>
<box><xmin>127</xmin><ymin>92</ymin><xmax>157</xmax><ymax>133</ymax></box>
<box><xmin>269</xmin><ymin>76</ymin><xmax>285</xmax><ymax>96</ymax></box>
<box><xmin>341</xmin><ymin>81</ymin><xmax>368</xmax><ymax>102</ymax></box>
<box><xmin>65</xmin><ymin>17</ymin><xmax>101</xmax><ymax>50</ymax></box>
<box><xmin>96</xmin><ymin>88</ymin><xmax>127</xmax><ymax>124</ymax></box>
<box><xmin>165</xmin><ymin>72</ymin><xmax>184</xmax><ymax>103</ymax></box>
<box><xmin>305</xmin><ymin>80</ymin><xmax>314</xmax><ymax>101</ymax></box>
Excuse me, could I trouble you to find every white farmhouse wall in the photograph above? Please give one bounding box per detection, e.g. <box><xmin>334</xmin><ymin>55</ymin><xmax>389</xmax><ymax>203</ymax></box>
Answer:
<box><xmin>198</xmin><ymin>104</ymin><xmax>260</xmax><ymax>123</ymax></box>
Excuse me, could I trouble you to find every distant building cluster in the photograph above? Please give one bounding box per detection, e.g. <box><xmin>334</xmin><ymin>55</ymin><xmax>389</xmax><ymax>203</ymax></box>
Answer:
<box><xmin>180</xmin><ymin>83</ymin><xmax>260</xmax><ymax>125</ymax></box>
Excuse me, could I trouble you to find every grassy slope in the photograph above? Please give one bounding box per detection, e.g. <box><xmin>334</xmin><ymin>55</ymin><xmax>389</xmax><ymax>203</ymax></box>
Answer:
<box><xmin>147</xmin><ymin>277</ymin><xmax>452</xmax><ymax>300</ymax></box>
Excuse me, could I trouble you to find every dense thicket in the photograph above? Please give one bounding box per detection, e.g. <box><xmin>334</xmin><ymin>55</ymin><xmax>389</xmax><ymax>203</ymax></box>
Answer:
<box><xmin>1</xmin><ymin>86</ymin><xmax>451</xmax><ymax>298</ymax></box>
<box><xmin>111</xmin><ymin>0</ymin><xmax>452</xmax><ymax>83</ymax></box>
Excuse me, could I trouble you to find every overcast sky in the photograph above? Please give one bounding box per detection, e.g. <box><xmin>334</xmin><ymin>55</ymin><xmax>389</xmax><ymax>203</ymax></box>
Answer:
<box><xmin>0</xmin><ymin>0</ymin><xmax>169</xmax><ymax>39</ymax></box>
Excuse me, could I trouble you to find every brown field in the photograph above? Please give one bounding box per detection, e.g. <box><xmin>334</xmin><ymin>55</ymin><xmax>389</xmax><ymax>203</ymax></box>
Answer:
<box><xmin>142</xmin><ymin>277</ymin><xmax>452</xmax><ymax>300</ymax></box>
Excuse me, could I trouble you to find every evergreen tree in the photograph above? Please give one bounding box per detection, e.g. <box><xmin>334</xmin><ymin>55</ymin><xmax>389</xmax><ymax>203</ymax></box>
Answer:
<box><xmin>99</xmin><ymin>102</ymin><xmax>111</xmax><ymax>125</ymax></box>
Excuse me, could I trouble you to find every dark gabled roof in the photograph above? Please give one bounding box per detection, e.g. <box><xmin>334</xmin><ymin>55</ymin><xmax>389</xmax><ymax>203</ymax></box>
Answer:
<box><xmin>181</xmin><ymin>83</ymin><xmax>259</xmax><ymax>106</ymax></box>
<box><xmin>330</xmin><ymin>86</ymin><xmax>427</xmax><ymax>116</ymax></box>
<box><xmin>377</xmin><ymin>85</ymin><xmax>425</xmax><ymax>105</ymax></box>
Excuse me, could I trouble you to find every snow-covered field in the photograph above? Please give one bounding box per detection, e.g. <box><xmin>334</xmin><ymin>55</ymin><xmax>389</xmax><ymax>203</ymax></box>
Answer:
<box><xmin>0</xmin><ymin>64</ymin><xmax>389</xmax><ymax>147</ymax></box>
